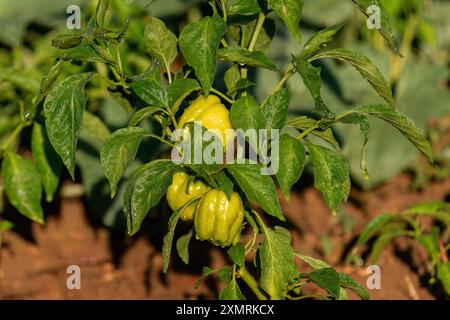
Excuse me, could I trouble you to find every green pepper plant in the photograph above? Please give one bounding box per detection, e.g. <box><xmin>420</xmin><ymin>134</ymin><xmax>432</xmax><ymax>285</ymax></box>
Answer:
<box><xmin>350</xmin><ymin>201</ymin><xmax>450</xmax><ymax>297</ymax></box>
<box><xmin>0</xmin><ymin>0</ymin><xmax>438</xmax><ymax>300</ymax></box>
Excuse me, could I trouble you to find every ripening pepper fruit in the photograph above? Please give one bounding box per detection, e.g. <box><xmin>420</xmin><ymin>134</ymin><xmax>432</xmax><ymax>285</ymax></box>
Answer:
<box><xmin>178</xmin><ymin>95</ymin><xmax>233</xmax><ymax>149</ymax></box>
<box><xmin>166</xmin><ymin>171</ymin><xmax>210</xmax><ymax>221</ymax></box>
<box><xmin>194</xmin><ymin>190</ymin><xmax>244</xmax><ymax>247</ymax></box>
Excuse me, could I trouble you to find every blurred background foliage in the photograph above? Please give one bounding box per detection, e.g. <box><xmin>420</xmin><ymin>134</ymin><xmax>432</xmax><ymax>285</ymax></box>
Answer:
<box><xmin>0</xmin><ymin>0</ymin><xmax>449</xmax><ymax>231</ymax></box>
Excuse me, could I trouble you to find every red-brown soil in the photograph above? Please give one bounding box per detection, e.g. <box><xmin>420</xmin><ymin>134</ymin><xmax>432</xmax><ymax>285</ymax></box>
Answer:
<box><xmin>0</xmin><ymin>171</ymin><xmax>448</xmax><ymax>300</ymax></box>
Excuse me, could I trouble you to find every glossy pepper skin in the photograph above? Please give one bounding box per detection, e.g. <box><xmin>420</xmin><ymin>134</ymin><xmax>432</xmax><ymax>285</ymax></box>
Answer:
<box><xmin>166</xmin><ymin>171</ymin><xmax>210</xmax><ymax>221</ymax></box>
<box><xmin>178</xmin><ymin>95</ymin><xmax>233</xmax><ymax>148</ymax></box>
<box><xmin>194</xmin><ymin>190</ymin><xmax>244</xmax><ymax>247</ymax></box>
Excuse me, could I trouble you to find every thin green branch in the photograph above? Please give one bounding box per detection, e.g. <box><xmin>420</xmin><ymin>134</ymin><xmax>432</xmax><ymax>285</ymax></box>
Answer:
<box><xmin>248</xmin><ymin>12</ymin><xmax>265</xmax><ymax>52</ymax></box>
<box><xmin>211</xmin><ymin>88</ymin><xmax>234</xmax><ymax>104</ymax></box>
<box><xmin>143</xmin><ymin>132</ymin><xmax>176</xmax><ymax>147</ymax></box>
<box><xmin>238</xmin><ymin>266</ymin><xmax>267</xmax><ymax>300</ymax></box>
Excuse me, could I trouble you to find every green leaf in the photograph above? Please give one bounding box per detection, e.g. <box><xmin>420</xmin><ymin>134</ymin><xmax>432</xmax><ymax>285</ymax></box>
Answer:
<box><xmin>51</xmin><ymin>34</ymin><xmax>82</xmax><ymax>49</ymax></box>
<box><xmin>163</xmin><ymin>207</ymin><xmax>183</xmax><ymax>273</ymax></box>
<box><xmin>349</xmin><ymin>104</ymin><xmax>433</xmax><ymax>163</ymax></box>
<box><xmin>100</xmin><ymin>127</ymin><xmax>144</xmax><ymax>198</ymax></box>
<box><xmin>227</xmin><ymin>79</ymin><xmax>255</xmax><ymax>97</ymax></box>
<box><xmin>339</xmin><ymin>113</ymin><xmax>370</xmax><ymax>179</ymax></box>
<box><xmin>123</xmin><ymin>160</ymin><xmax>177</xmax><ymax>235</ymax></box>
<box><xmin>227</xmin><ymin>243</ymin><xmax>245</xmax><ymax>267</ymax></box>
<box><xmin>301</xmin><ymin>23</ymin><xmax>344</xmax><ymax>58</ymax></box>
<box><xmin>40</xmin><ymin>60</ymin><xmax>66</xmax><ymax>93</ymax></box>
<box><xmin>338</xmin><ymin>273</ymin><xmax>370</xmax><ymax>300</ymax></box>
<box><xmin>1</xmin><ymin>152</ymin><xmax>43</xmax><ymax>224</ymax></box>
<box><xmin>261</xmin><ymin>88</ymin><xmax>289</xmax><ymax>130</ymax></box>
<box><xmin>144</xmin><ymin>17</ymin><xmax>178</xmax><ymax>71</ymax></box>
<box><xmin>218</xmin><ymin>47</ymin><xmax>277</xmax><ymax>70</ymax></box>
<box><xmin>31</xmin><ymin>123</ymin><xmax>62</xmax><ymax>203</ymax></box>
<box><xmin>227</xmin><ymin>163</ymin><xmax>284</xmax><ymax>220</ymax></box>
<box><xmin>224</xmin><ymin>65</ymin><xmax>241</xmax><ymax>98</ymax></box>
<box><xmin>295</xmin><ymin>252</ymin><xmax>370</xmax><ymax>300</ymax></box>
<box><xmin>176</xmin><ymin>228</ymin><xmax>194</xmax><ymax>265</ymax></box>
<box><xmin>415</xmin><ymin>227</ymin><xmax>440</xmax><ymax>265</ymax></box>
<box><xmin>286</xmin><ymin>116</ymin><xmax>339</xmax><ymax>147</ymax></box>
<box><xmin>81</xmin><ymin>111</ymin><xmax>111</xmax><ymax>143</ymax></box>
<box><xmin>276</xmin><ymin>134</ymin><xmax>305</xmax><ymax>200</ymax></box>
<box><xmin>351</xmin><ymin>0</ymin><xmax>399</xmax><ymax>54</ymax></box>
<box><xmin>128</xmin><ymin>107</ymin><xmax>162</xmax><ymax>127</ymax></box>
<box><xmin>95</xmin><ymin>0</ymin><xmax>109</xmax><ymax>28</ymax></box>
<box><xmin>58</xmin><ymin>43</ymin><xmax>103</xmax><ymax>63</ymax></box>
<box><xmin>167</xmin><ymin>78</ymin><xmax>201</xmax><ymax>114</ymax></box>
<box><xmin>0</xmin><ymin>220</ymin><xmax>14</xmax><ymax>233</ymax></box>
<box><xmin>305</xmin><ymin>267</ymin><xmax>340</xmax><ymax>299</ymax></box>
<box><xmin>228</xmin><ymin>18</ymin><xmax>275</xmax><ymax>52</ymax></box>
<box><xmin>227</xmin><ymin>0</ymin><xmax>260</xmax><ymax>16</ymax></box>
<box><xmin>214</xmin><ymin>170</ymin><xmax>234</xmax><ymax>199</ymax></box>
<box><xmin>370</xmin><ymin>227</ymin><xmax>409</xmax><ymax>263</ymax></box>
<box><xmin>294</xmin><ymin>252</ymin><xmax>330</xmax><ymax>269</ymax></box>
<box><xmin>357</xmin><ymin>213</ymin><xmax>394</xmax><ymax>245</ymax></box>
<box><xmin>267</xmin><ymin>0</ymin><xmax>304</xmax><ymax>43</ymax></box>
<box><xmin>292</xmin><ymin>55</ymin><xmax>331</xmax><ymax>115</ymax></box>
<box><xmin>230</xmin><ymin>96</ymin><xmax>265</xmax><ymax>131</ymax></box>
<box><xmin>402</xmin><ymin>201</ymin><xmax>450</xmax><ymax>224</ymax></box>
<box><xmin>194</xmin><ymin>266</ymin><xmax>232</xmax><ymax>288</ymax></box>
<box><xmin>308</xmin><ymin>144</ymin><xmax>350</xmax><ymax>215</ymax></box>
<box><xmin>437</xmin><ymin>262</ymin><xmax>450</xmax><ymax>296</ymax></box>
<box><xmin>130</xmin><ymin>79</ymin><xmax>168</xmax><ymax>109</ymax></box>
<box><xmin>178</xmin><ymin>15</ymin><xmax>227</xmax><ymax>94</ymax></box>
<box><xmin>44</xmin><ymin>72</ymin><xmax>93</xmax><ymax>178</ymax></box>
<box><xmin>259</xmin><ymin>226</ymin><xmax>298</xmax><ymax>299</ymax></box>
<box><xmin>219</xmin><ymin>277</ymin><xmax>246</xmax><ymax>300</ymax></box>
<box><xmin>311</xmin><ymin>49</ymin><xmax>395</xmax><ymax>107</ymax></box>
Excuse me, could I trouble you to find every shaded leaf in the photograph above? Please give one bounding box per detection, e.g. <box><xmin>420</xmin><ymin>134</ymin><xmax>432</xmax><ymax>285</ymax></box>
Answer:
<box><xmin>276</xmin><ymin>134</ymin><xmax>305</xmax><ymax>200</ymax></box>
<box><xmin>168</xmin><ymin>78</ymin><xmax>201</xmax><ymax>114</ymax></box>
<box><xmin>308</xmin><ymin>144</ymin><xmax>350</xmax><ymax>215</ymax></box>
<box><xmin>292</xmin><ymin>54</ymin><xmax>332</xmax><ymax>115</ymax></box>
<box><xmin>267</xmin><ymin>0</ymin><xmax>304</xmax><ymax>43</ymax></box>
<box><xmin>260</xmin><ymin>226</ymin><xmax>298</xmax><ymax>299</ymax></box>
<box><xmin>230</xmin><ymin>96</ymin><xmax>265</xmax><ymax>131</ymax></box>
<box><xmin>227</xmin><ymin>163</ymin><xmax>284</xmax><ymax>220</ymax></box>
<box><xmin>176</xmin><ymin>228</ymin><xmax>194</xmax><ymax>265</ymax></box>
<box><xmin>178</xmin><ymin>15</ymin><xmax>227</xmax><ymax>94</ymax></box>
<box><xmin>81</xmin><ymin>111</ymin><xmax>111</xmax><ymax>143</ymax></box>
<box><xmin>338</xmin><ymin>273</ymin><xmax>370</xmax><ymax>300</ymax></box>
<box><xmin>218</xmin><ymin>47</ymin><xmax>277</xmax><ymax>70</ymax></box>
<box><xmin>261</xmin><ymin>88</ymin><xmax>289</xmax><ymax>130</ymax></box>
<box><xmin>349</xmin><ymin>104</ymin><xmax>433</xmax><ymax>163</ymax></box>
<box><xmin>227</xmin><ymin>0</ymin><xmax>260</xmax><ymax>16</ymax></box>
<box><xmin>357</xmin><ymin>213</ymin><xmax>394</xmax><ymax>245</ymax></box>
<box><xmin>301</xmin><ymin>23</ymin><xmax>344</xmax><ymax>58</ymax></box>
<box><xmin>128</xmin><ymin>107</ymin><xmax>162</xmax><ymax>127</ymax></box>
<box><xmin>311</xmin><ymin>49</ymin><xmax>395</xmax><ymax>106</ymax></box>
<box><xmin>100</xmin><ymin>127</ymin><xmax>144</xmax><ymax>198</ymax></box>
<box><xmin>124</xmin><ymin>160</ymin><xmax>177</xmax><ymax>235</ymax></box>
<box><xmin>437</xmin><ymin>262</ymin><xmax>450</xmax><ymax>296</ymax></box>
<box><xmin>31</xmin><ymin>123</ymin><xmax>62</xmax><ymax>202</ymax></box>
<box><xmin>130</xmin><ymin>79</ymin><xmax>168</xmax><ymax>108</ymax></box>
<box><xmin>351</xmin><ymin>0</ymin><xmax>399</xmax><ymax>54</ymax></box>
<box><xmin>1</xmin><ymin>152</ymin><xmax>43</xmax><ymax>224</ymax></box>
<box><xmin>144</xmin><ymin>17</ymin><xmax>178</xmax><ymax>71</ymax></box>
<box><xmin>44</xmin><ymin>72</ymin><xmax>93</xmax><ymax>178</ymax></box>
<box><xmin>227</xmin><ymin>243</ymin><xmax>245</xmax><ymax>267</ymax></box>
<box><xmin>219</xmin><ymin>277</ymin><xmax>246</xmax><ymax>300</ymax></box>
<box><xmin>305</xmin><ymin>268</ymin><xmax>340</xmax><ymax>299</ymax></box>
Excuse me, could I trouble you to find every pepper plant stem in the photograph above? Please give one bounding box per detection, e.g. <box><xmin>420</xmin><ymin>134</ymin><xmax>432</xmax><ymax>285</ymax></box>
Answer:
<box><xmin>238</xmin><ymin>266</ymin><xmax>267</xmax><ymax>300</ymax></box>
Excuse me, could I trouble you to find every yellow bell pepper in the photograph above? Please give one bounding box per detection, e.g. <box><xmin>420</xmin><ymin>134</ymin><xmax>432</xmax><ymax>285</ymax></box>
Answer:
<box><xmin>194</xmin><ymin>189</ymin><xmax>244</xmax><ymax>247</ymax></box>
<box><xmin>166</xmin><ymin>171</ymin><xmax>210</xmax><ymax>221</ymax></box>
<box><xmin>178</xmin><ymin>95</ymin><xmax>233</xmax><ymax>149</ymax></box>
